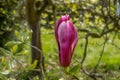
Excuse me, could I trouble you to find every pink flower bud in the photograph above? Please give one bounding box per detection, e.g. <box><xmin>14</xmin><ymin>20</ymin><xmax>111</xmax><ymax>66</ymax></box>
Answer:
<box><xmin>55</xmin><ymin>14</ymin><xmax>78</xmax><ymax>67</ymax></box>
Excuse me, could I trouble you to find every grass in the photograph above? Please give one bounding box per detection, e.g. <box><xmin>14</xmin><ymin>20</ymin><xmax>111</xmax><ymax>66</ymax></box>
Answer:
<box><xmin>1</xmin><ymin>28</ymin><xmax>120</xmax><ymax>80</ymax></box>
<box><xmin>41</xmin><ymin>28</ymin><xmax>120</xmax><ymax>80</ymax></box>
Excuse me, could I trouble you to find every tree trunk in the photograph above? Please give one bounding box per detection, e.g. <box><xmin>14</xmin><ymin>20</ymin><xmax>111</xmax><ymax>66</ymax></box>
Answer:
<box><xmin>26</xmin><ymin>0</ymin><xmax>44</xmax><ymax>79</ymax></box>
<box><xmin>31</xmin><ymin>24</ymin><xmax>42</xmax><ymax>63</ymax></box>
<box><xmin>30</xmin><ymin>22</ymin><xmax>44</xmax><ymax>79</ymax></box>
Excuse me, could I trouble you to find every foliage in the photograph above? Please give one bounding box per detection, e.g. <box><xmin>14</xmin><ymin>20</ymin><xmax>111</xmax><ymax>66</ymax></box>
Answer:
<box><xmin>0</xmin><ymin>0</ymin><xmax>22</xmax><ymax>47</ymax></box>
<box><xmin>0</xmin><ymin>0</ymin><xmax>120</xmax><ymax>80</ymax></box>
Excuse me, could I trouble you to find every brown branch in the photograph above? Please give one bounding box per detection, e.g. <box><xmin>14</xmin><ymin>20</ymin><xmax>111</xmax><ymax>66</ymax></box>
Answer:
<box><xmin>81</xmin><ymin>34</ymin><xmax>89</xmax><ymax>64</ymax></box>
<box><xmin>36</xmin><ymin>0</ymin><xmax>55</xmax><ymax>15</ymax></box>
<box><xmin>47</xmin><ymin>0</ymin><xmax>55</xmax><ymax>6</ymax></box>
<box><xmin>26</xmin><ymin>0</ymin><xmax>47</xmax><ymax>79</ymax></box>
<box><xmin>78</xmin><ymin>27</ymin><xmax>115</xmax><ymax>38</ymax></box>
<box><xmin>53</xmin><ymin>5</ymin><xmax>56</xmax><ymax>26</ymax></box>
<box><xmin>80</xmin><ymin>32</ymin><xmax>105</xmax><ymax>80</ymax></box>
<box><xmin>79</xmin><ymin>20</ymin><xmax>115</xmax><ymax>79</ymax></box>
<box><xmin>109</xmin><ymin>32</ymin><xmax>120</xmax><ymax>49</ymax></box>
<box><xmin>92</xmin><ymin>35</ymin><xmax>107</xmax><ymax>72</ymax></box>
<box><xmin>18</xmin><ymin>0</ymin><xmax>26</xmax><ymax>20</ymax></box>
<box><xmin>111</xmin><ymin>42</ymin><xmax>120</xmax><ymax>49</ymax></box>
<box><xmin>36</xmin><ymin>0</ymin><xmax>48</xmax><ymax>15</ymax></box>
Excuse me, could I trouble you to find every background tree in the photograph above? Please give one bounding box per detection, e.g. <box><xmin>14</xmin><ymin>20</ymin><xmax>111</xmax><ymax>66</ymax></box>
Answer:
<box><xmin>0</xmin><ymin>0</ymin><xmax>120</xmax><ymax>80</ymax></box>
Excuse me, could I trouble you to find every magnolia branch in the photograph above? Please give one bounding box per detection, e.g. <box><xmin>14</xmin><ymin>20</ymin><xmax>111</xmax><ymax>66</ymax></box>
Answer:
<box><xmin>92</xmin><ymin>35</ymin><xmax>107</xmax><ymax>72</ymax></box>
<box><xmin>81</xmin><ymin>34</ymin><xmax>89</xmax><ymax>64</ymax></box>
<box><xmin>78</xmin><ymin>26</ymin><xmax>115</xmax><ymax>38</ymax></box>
<box><xmin>36</xmin><ymin>0</ymin><xmax>48</xmax><ymax>15</ymax></box>
<box><xmin>80</xmin><ymin>34</ymin><xmax>105</xmax><ymax>80</ymax></box>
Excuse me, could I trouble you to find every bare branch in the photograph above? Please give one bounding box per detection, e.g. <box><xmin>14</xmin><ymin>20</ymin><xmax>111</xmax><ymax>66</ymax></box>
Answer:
<box><xmin>36</xmin><ymin>0</ymin><xmax>55</xmax><ymax>15</ymax></box>
<box><xmin>81</xmin><ymin>34</ymin><xmax>89</xmax><ymax>64</ymax></box>
<box><xmin>111</xmin><ymin>42</ymin><xmax>120</xmax><ymax>49</ymax></box>
<box><xmin>80</xmin><ymin>31</ymin><xmax>105</xmax><ymax>80</ymax></box>
<box><xmin>92</xmin><ymin>35</ymin><xmax>107</xmax><ymax>72</ymax></box>
<box><xmin>36</xmin><ymin>0</ymin><xmax>48</xmax><ymax>15</ymax></box>
<box><xmin>78</xmin><ymin>26</ymin><xmax>115</xmax><ymax>38</ymax></box>
<box><xmin>52</xmin><ymin>4</ymin><xmax>56</xmax><ymax>27</ymax></box>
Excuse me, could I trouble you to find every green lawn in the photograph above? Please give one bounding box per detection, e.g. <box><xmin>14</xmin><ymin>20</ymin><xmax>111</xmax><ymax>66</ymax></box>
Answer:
<box><xmin>41</xmin><ymin>28</ymin><xmax>120</xmax><ymax>80</ymax></box>
<box><xmin>0</xmin><ymin>28</ymin><xmax>120</xmax><ymax>80</ymax></box>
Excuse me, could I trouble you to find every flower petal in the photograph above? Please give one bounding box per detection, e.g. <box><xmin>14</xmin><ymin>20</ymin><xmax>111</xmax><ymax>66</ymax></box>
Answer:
<box><xmin>54</xmin><ymin>14</ymin><xmax>78</xmax><ymax>67</ymax></box>
<box><xmin>67</xmin><ymin>20</ymin><xmax>78</xmax><ymax>52</ymax></box>
<box><xmin>58</xmin><ymin>22</ymin><xmax>72</xmax><ymax>67</ymax></box>
<box><xmin>57</xmin><ymin>14</ymin><xmax>70</xmax><ymax>28</ymax></box>
<box><xmin>55</xmin><ymin>14</ymin><xmax>70</xmax><ymax>52</ymax></box>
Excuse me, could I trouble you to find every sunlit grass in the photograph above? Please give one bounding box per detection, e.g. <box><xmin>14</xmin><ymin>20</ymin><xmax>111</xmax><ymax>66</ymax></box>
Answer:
<box><xmin>41</xmin><ymin>28</ymin><xmax>120</xmax><ymax>79</ymax></box>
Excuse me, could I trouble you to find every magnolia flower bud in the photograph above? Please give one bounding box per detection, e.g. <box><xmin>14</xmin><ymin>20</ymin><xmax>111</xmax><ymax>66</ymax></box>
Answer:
<box><xmin>55</xmin><ymin>14</ymin><xmax>78</xmax><ymax>67</ymax></box>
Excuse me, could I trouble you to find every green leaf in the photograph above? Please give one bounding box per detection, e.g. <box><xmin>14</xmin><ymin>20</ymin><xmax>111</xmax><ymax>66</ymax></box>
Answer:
<box><xmin>0</xmin><ymin>47</ymin><xmax>12</xmax><ymax>55</ymax></box>
<box><xmin>11</xmin><ymin>45</ymin><xmax>18</xmax><ymax>55</ymax></box>
<box><xmin>69</xmin><ymin>64</ymin><xmax>80</xmax><ymax>74</ymax></box>
<box><xmin>118</xmin><ymin>33</ymin><xmax>120</xmax><ymax>39</ymax></box>
<box><xmin>26</xmin><ymin>60</ymin><xmax>38</xmax><ymax>71</ymax></box>
<box><xmin>0</xmin><ymin>70</ymin><xmax>9</xmax><ymax>75</ymax></box>
<box><xmin>5</xmin><ymin>41</ymin><xmax>21</xmax><ymax>48</ymax></box>
<box><xmin>17</xmin><ymin>50</ymin><xmax>29</xmax><ymax>56</ymax></box>
<box><xmin>72</xmin><ymin>4</ymin><xmax>77</xmax><ymax>11</ymax></box>
<box><xmin>1</xmin><ymin>57</ymin><xmax>5</xmax><ymax>64</ymax></box>
<box><xmin>14</xmin><ymin>30</ymin><xmax>19</xmax><ymax>37</ymax></box>
<box><xmin>110</xmin><ymin>4</ymin><xmax>115</xmax><ymax>11</ymax></box>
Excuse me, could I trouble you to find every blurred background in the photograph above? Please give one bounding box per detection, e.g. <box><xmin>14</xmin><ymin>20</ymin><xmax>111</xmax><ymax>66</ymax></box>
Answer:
<box><xmin>0</xmin><ymin>0</ymin><xmax>120</xmax><ymax>80</ymax></box>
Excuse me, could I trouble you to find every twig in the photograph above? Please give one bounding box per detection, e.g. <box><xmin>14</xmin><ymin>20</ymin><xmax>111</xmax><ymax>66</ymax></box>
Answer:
<box><xmin>81</xmin><ymin>34</ymin><xmax>89</xmax><ymax>64</ymax></box>
<box><xmin>80</xmin><ymin>34</ymin><xmax>105</xmax><ymax>80</ymax></box>
<box><xmin>92</xmin><ymin>35</ymin><xmax>107</xmax><ymax>72</ymax></box>
<box><xmin>25</xmin><ymin>43</ymin><xmax>46</xmax><ymax>78</ymax></box>
<box><xmin>36</xmin><ymin>0</ymin><xmax>48</xmax><ymax>15</ymax></box>
<box><xmin>112</xmin><ymin>31</ymin><xmax>118</xmax><ymax>42</ymax></box>
<box><xmin>78</xmin><ymin>26</ymin><xmax>115</xmax><ymax>38</ymax></box>
<box><xmin>53</xmin><ymin>5</ymin><xmax>56</xmax><ymax>27</ymax></box>
<box><xmin>111</xmin><ymin>42</ymin><xmax>120</xmax><ymax>49</ymax></box>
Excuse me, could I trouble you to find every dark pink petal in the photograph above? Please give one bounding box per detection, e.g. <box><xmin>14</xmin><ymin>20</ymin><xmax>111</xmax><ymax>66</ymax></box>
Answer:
<box><xmin>57</xmin><ymin>14</ymin><xmax>70</xmax><ymax>28</ymax></box>
<box><xmin>55</xmin><ymin>20</ymin><xmax>59</xmax><ymax>50</ymax></box>
<box><xmin>55</xmin><ymin>14</ymin><xmax>70</xmax><ymax>51</ymax></box>
<box><xmin>58</xmin><ymin>21</ymin><xmax>77</xmax><ymax>67</ymax></box>
<box><xmin>58</xmin><ymin>21</ymin><xmax>72</xmax><ymax>67</ymax></box>
<box><xmin>67</xmin><ymin>21</ymin><xmax>78</xmax><ymax>52</ymax></box>
<box><xmin>54</xmin><ymin>14</ymin><xmax>78</xmax><ymax>67</ymax></box>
